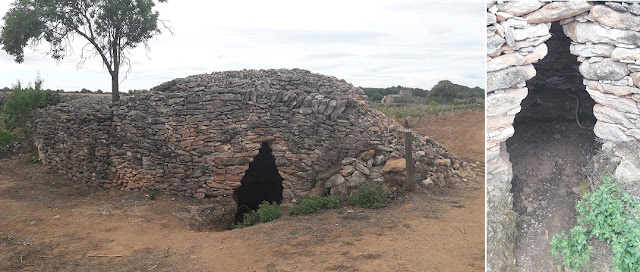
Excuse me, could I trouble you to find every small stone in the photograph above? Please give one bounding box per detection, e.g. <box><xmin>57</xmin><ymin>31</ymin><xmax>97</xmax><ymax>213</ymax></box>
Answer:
<box><xmin>436</xmin><ymin>159</ymin><xmax>451</xmax><ymax>167</ymax></box>
<box><xmin>422</xmin><ymin>178</ymin><xmax>434</xmax><ymax>186</ymax></box>
<box><xmin>382</xmin><ymin>158</ymin><xmax>406</xmax><ymax>172</ymax></box>
<box><xmin>359</xmin><ymin>150</ymin><xmax>375</xmax><ymax>160</ymax></box>
<box><xmin>340</xmin><ymin>165</ymin><xmax>355</xmax><ymax>176</ymax></box>
<box><xmin>325</xmin><ymin>174</ymin><xmax>346</xmax><ymax>188</ymax></box>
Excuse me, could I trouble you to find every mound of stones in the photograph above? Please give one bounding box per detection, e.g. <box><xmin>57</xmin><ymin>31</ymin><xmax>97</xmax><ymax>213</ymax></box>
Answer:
<box><xmin>34</xmin><ymin>69</ymin><xmax>472</xmax><ymax>205</ymax></box>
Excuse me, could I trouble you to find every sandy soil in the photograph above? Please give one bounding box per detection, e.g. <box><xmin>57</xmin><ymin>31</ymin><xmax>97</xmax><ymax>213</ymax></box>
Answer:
<box><xmin>411</xmin><ymin>109</ymin><xmax>485</xmax><ymax>163</ymax></box>
<box><xmin>0</xmin><ymin>109</ymin><xmax>484</xmax><ymax>272</ymax></box>
<box><xmin>507</xmin><ymin>86</ymin><xmax>595</xmax><ymax>271</ymax></box>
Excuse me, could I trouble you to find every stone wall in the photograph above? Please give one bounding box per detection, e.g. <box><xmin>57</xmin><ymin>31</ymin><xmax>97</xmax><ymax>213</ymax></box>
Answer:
<box><xmin>486</xmin><ymin>1</ymin><xmax>640</xmax><ymax>270</ymax></box>
<box><xmin>33</xmin><ymin>69</ymin><xmax>470</xmax><ymax>206</ymax></box>
<box><xmin>33</xmin><ymin>98</ymin><xmax>112</xmax><ymax>187</ymax></box>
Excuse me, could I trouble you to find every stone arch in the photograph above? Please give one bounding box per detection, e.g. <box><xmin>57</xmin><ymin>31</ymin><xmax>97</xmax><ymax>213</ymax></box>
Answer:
<box><xmin>487</xmin><ymin>1</ymin><xmax>640</xmax><ymax>270</ymax></box>
<box><xmin>233</xmin><ymin>141</ymin><xmax>284</xmax><ymax>222</ymax></box>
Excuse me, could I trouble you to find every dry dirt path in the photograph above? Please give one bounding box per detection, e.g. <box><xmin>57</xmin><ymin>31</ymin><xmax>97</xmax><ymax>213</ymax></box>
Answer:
<box><xmin>0</xmin><ymin>110</ymin><xmax>484</xmax><ymax>272</ymax></box>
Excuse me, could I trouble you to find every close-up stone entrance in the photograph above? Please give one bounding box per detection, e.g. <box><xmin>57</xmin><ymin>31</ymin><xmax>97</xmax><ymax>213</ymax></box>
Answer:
<box><xmin>507</xmin><ymin>21</ymin><xmax>596</xmax><ymax>270</ymax></box>
<box><xmin>487</xmin><ymin>1</ymin><xmax>640</xmax><ymax>270</ymax></box>
<box><xmin>233</xmin><ymin>141</ymin><xmax>284</xmax><ymax>222</ymax></box>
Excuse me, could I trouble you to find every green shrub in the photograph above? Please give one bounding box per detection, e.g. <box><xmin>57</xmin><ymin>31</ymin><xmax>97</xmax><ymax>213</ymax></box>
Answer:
<box><xmin>0</xmin><ymin>128</ymin><xmax>13</xmax><ymax>146</ymax></box>
<box><xmin>256</xmin><ymin>201</ymin><xmax>280</xmax><ymax>223</ymax></box>
<box><xmin>1</xmin><ymin>78</ymin><xmax>60</xmax><ymax>130</ymax></box>
<box><xmin>289</xmin><ymin>195</ymin><xmax>341</xmax><ymax>216</ymax></box>
<box><xmin>350</xmin><ymin>185</ymin><xmax>386</xmax><ymax>209</ymax></box>
<box><xmin>234</xmin><ymin>201</ymin><xmax>281</xmax><ymax>228</ymax></box>
<box><xmin>235</xmin><ymin>211</ymin><xmax>259</xmax><ymax>229</ymax></box>
<box><xmin>551</xmin><ymin>179</ymin><xmax>640</xmax><ymax>271</ymax></box>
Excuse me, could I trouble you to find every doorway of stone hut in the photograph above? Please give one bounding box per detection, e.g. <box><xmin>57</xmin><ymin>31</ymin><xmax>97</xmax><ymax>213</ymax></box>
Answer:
<box><xmin>233</xmin><ymin>142</ymin><xmax>284</xmax><ymax>223</ymax></box>
<box><xmin>506</xmin><ymin>21</ymin><xmax>596</xmax><ymax>270</ymax></box>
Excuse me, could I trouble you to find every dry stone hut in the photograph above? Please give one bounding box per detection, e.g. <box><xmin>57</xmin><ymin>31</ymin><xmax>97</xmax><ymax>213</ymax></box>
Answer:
<box><xmin>487</xmin><ymin>1</ymin><xmax>640</xmax><ymax>270</ymax></box>
<box><xmin>33</xmin><ymin>69</ymin><xmax>470</xmax><ymax>219</ymax></box>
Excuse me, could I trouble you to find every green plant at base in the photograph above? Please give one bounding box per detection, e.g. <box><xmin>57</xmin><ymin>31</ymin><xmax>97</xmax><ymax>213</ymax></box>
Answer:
<box><xmin>289</xmin><ymin>195</ymin><xmax>341</xmax><ymax>216</ymax></box>
<box><xmin>235</xmin><ymin>211</ymin><xmax>259</xmax><ymax>229</ymax></box>
<box><xmin>256</xmin><ymin>201</ymin><xmax>280</xmax><ymax>223</ymax></box>
<box><xmin>551</xmin><ymin>179</ymin><xmax>640</xmax><ymax>271</ymax></box>
<box><xmin>235</xmin><ymin>201</ymin><xmax>281</xmax><ymax>228</ymax></box>
<box><xmin>350</xmin><ymin>185</ymin><xmax>386</xmax><ymax>209</ymax></box>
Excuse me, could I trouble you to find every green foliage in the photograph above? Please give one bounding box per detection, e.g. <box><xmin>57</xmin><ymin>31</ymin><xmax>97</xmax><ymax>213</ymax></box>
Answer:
<box><xmin>234</xmin><ymin>201</ymin><xmax>281</xmax><ymax>228</ymax></box>
<box><xmin>350</xmin><ymin>185</ymin><xmax>386</xmax><ymax>209</ymax></box>
<box><xmin>1</xmin><ymin>0</ymin><xmax>168</xmax><ymax>101</ymax></box>
<box><xmin>372</xmin><ymin>103</ymin><xmax>481</xmax><ymax>121</ymax></box>
<box><xmin>0</xmin><ymin>128</ymin><xmax>13</xmax><ymax>147</ymax></box>
<box><xmin>551</xmin><ymin>179</ymin><xmax>640</xmax><ymax>271</ymax></box>
<box><xmin>129</xmin><ymin>89</ymin><xmax>150</xmax><ymax>97</ymax></box>
<box><xmin>371</xmin><ymin>92</ymin><xmax>383</xmax><ymax>102</ymax></box>
<box><xmin>428</xmin><ymin>80</ymin><xmax>484</xmax><ymax>104</ymax></box>
<box><xmin>289</xmin><ymin>195</ymin><xmax>341</xmax><ymax>216</ymax></box>
<box><xmin>235</xmin><ymin>211</ymin><xmax>259</xmax><ymax>229</ymax></box>
<box><xmin>551</xmin><ymin>225</ymin><xmax>593</xmax><ymax>271</ymax></box>
<box><xmin>256</xmin><ymin>201</ymin><xmax>281</xmax><ymax>223</ymax></box>
<box><xmin>362</xmin><ymin>85</ymin><xmax>427</xmax><ymax>98</ymax></box>
<box><xmin>428</xmin><ymin>100</ymin><xmax>439</xmax><ymax>107</ymax></box>
<box><xmin>2</xmin><ymin>80</ymin><xmax>46</xmax><ymax>129</ymax></box>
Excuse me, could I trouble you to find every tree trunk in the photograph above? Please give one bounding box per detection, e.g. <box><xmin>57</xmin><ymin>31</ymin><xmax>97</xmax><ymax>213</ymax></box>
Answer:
<box><xmin>111</xmin><ymin>69</ymin><xmax>120</xmax><ymax>102</ymax></box>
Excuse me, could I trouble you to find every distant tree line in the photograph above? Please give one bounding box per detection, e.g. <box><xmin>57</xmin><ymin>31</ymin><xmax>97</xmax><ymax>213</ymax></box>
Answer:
<box><xmin>362</xmin><ymin>80</ymin><xmax>484</xmax><ymax>104</ymax></box>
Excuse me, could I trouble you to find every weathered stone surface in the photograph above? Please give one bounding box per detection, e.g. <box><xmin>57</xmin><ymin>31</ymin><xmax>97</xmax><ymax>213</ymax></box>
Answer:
<box><xmin>611</xmin><ymin>48</ymin><xmax>640</xmax><ymax>61</ymax></box>
<box><xmin>615</xmin><ymin>158</ymin><xmax>640</xmax><ymax>182</ymax></box>
<box><xmin>497</xmin><ymin>0</ymin><xmax>544</xmax><ymax>16</ymax></box>
<box><xmin>564</xmin><ymin>22</ymin><xmax>640</xmax><ymax>45</ymax></box>
<box><xmin>513</xmin><ymin>23</ymin><xmax>551</xmax><ymax>41</ymax></box>
<box><xmin>490</xmin><ymin>34</ymin><xmax>552</xmax><ymax>57</ymax></box>
<box><xmin>422</xmin><ymin>177</ymin><xmax>434</xmax><ymax>186</ymax></box>
<box><xmin>346</xmin><ymin>171</ymin><xmax>367</xmax><ymax>188</ymax></box>
<box><xmin>183</xmin><ymin>204</ymin><xmax>236</xmax><ymax>231</ymax></box>
<box><xmin>325</xmin><ymin>174</ymin><xmax>346</xmax><ymax>188</ymax></box>
<box><xmin>487</xmin><ymin>64</ymin><xmax>536</xmax><ymax>91</ymax></box>
<box><xmin>486</xmin><ymin>88</ymin><xmax>528</xmax><ymax>116</ymax></box>
<box><xmin>359</xmin><ymin>150</ymin><xmax>375</xmax><ymax>160</ymax></box>
<box><xmin>487</xmin><ymin>44</ymin><xmax>547</xmax><ymax>72</ymax></box>
<box><xmin>340</xmin><ymin>165</ymin><xmax>355</xmax><ymax>176</ymax></box>
<box><xmin>632</xmin><ymin>73</ymin><xmax>640</xmax><ymax>88</ymax></box>
<box><xmin>382</xmin><ymin>158</ymin><xmax>406</xmax><ymax>172</ymax></box>
<box><xmin>593</xmin><ymin>104</ymin><xmax>635</xmax><ymax>128</ymax></box>
<box><xmin>579</xmin><ymin>59</ymin><xmax>630</xmax><ymax>81</ymax></box>
<box><xmin>488</xmin><ymin>34</ymin><xmax>506</xmax><ymax>55</ymax></box>
<box><xmin>585</xmin><ymin>80</ymin><xmax>640</xmax><ymax>96</ymax></box>
<box><xmin>590</xmin><ymin>5</ymin><xmax>640</xmax><ymax>31</ymax></box>
<box><xmin>569</xmin><ymin>43</ymin><xmax>615</xmax><ymax>57</ymax></box>
<box><xmin>500</xmin><ymin>21</ymin><xmax>516</xmax><ymax>47</ymax></box>
<box><xmin>436</xmin><ymin>159</ymin><xmax>451</xmax><ymax>167</ymax></box>
<box><xmin>488</xmin><ymin>12</ymin><xmax>497</xmax><ymax>25</ymax></box>
<box><xmin>586</xmin><ymin>87</ymin><xmax>640</xmax><ymax>115</ymax></box>
<box><xmin>524</xmin><ymin>0</ymin><xmax>592</xmax><ymax>24</ymax></box>
<box><xmin>594</xmin><ymin>121</ymin><xmax>631</xmax><ymax>142</ymax></box>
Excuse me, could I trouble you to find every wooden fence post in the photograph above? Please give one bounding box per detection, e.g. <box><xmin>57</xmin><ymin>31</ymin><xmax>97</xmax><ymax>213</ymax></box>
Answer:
<box><xmin>404</xmin><ymin>119</ymin><xmax>415</xmax><ymax>191</ymax></box>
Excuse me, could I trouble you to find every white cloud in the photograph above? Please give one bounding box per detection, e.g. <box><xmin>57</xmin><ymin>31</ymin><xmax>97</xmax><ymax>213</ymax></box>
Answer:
<box><xmin>0</xmin><ymin>0</ymin><xmax>485</xmax><ymax>92</ymax></box>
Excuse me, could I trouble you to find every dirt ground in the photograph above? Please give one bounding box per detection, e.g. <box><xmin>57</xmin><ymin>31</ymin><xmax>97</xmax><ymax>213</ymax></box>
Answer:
<box><xmin>410</xmin><ymin>109</ymin><xmax>485</xmax><ymax>162</ymax></box>
<box><xmin>507</xmin><ymin>86</ymin><xmax>596</xmax><ymax>271</ymax></box>
<box><xmin>0</xmin><ymin>109</ymin><xmax>485</xmax><ymax>272</ymax></box>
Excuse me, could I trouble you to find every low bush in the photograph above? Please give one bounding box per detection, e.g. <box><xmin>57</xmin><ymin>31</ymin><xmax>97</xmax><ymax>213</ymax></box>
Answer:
<box><xmin>551</xmin><ymin>178</ymin><xmax>640</xmax><ymax>271</ymax></box>
<box><xmin>256</xmin><ymin>201</ymin><xmax>281</xmax><ymax>223</ymax></box>
<box><xmin>235</xmin><ymin>201</ymin><xmax>281</xmax><ymax>228</ymax></box>
<box><xmin>0</xmin><ymin>128</ymin><xmax>13</xmax><ymax>147</ymax></box>
<box><xmin>350</xmin><ymin>185</ymin><xmax>386</xmax><ymax>209</ymax></box>
<box><xmin>289</xmin><ymin>195</ymin><xmax>341</xmax><ymax>216</ymax></box>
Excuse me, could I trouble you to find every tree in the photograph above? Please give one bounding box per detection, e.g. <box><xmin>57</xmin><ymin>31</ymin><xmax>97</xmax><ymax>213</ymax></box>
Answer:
<box><xmin>0</xmin><ymin>0</ymin><xmax>168</xmax><ymax>102</ymax></box>
<box><xmin>371</xmin><ymin>92</ymin><xmax>383</xmax><ymax>102</ymax></box>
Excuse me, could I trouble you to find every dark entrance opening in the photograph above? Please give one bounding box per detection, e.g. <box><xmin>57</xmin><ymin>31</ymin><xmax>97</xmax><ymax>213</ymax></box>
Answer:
<box><xmin>507</xmin><ymin>21</ymin><xmax>596</xmax><ymax>270</ymax></box>
<box><xmin>233</xmin><ymin>142</ymin><xmax>284</xmax><ymax>223</ymax></box>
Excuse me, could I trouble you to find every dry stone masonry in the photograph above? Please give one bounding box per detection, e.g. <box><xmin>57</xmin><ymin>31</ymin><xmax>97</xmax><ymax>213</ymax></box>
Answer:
<box><xmin>487</xmin><ymin>1</ymin><xmax>640</xmax><ymax>271</ymax></box>
<box><xmin>33</xmin><ymin>69</ymin><xmax>471</xmax><ymax>209</ymax></box>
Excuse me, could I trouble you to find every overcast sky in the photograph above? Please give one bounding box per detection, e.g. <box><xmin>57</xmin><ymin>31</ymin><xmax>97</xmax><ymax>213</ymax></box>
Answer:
<box><xmin>0</xmin><ymin>0</ymin><xmax>485</xmax><ymax>92</ymax></box>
